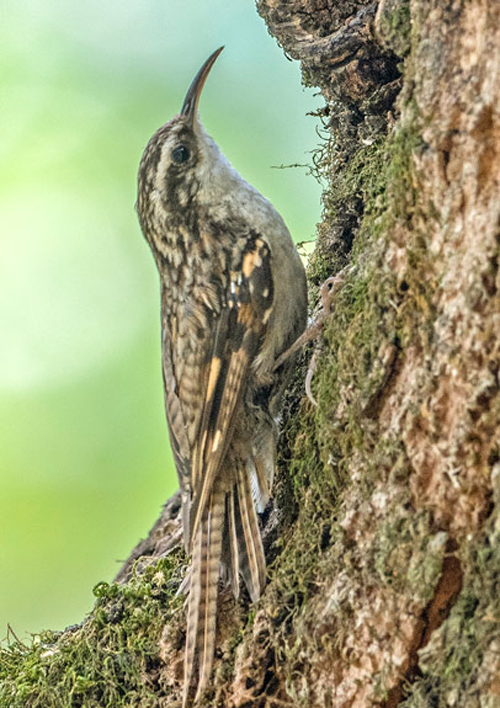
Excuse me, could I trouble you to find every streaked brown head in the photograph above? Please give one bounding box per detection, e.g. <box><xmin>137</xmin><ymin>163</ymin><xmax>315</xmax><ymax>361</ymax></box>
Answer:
<box><xmin>137</xmin><ymin>48</ymin><xmax>224</xmax><ymax>249</ymax></box>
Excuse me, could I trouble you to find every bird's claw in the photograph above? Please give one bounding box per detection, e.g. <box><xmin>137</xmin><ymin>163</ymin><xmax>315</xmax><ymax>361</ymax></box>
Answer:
<box><xmin>272</xmin><ymin>266</ymin><xmax>352</xmax><ymax>404</ymax></box>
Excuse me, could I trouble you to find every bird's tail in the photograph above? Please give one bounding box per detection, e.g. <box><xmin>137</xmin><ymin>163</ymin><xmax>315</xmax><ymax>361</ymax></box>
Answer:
<box><xmin>183</xmin><ymin>458</ymin><xmax>267</xmax><ymax>705</ymax></box>
<box><xmin>183</xmin><ymin>482</ymin><xmax>225</xmax><ymax>707</ymax></box>
<box><xmin>228</xmin><ymin>458</ymin><xmax>267</xmax><ymax>603</ymax></box>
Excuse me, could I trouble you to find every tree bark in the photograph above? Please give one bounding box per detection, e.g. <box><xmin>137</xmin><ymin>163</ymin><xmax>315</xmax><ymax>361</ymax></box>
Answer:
<box><xmin>2</xmin><ymin>2</ymin><xmax>500</xmax><ymax>707</ymax></box>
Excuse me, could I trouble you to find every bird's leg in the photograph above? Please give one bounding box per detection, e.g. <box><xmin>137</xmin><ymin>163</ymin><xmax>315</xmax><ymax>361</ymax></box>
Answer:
<box><xmin>273</xmin><ymin>266</ymin><xmax>353</xmax><ymax>404</ymax></box>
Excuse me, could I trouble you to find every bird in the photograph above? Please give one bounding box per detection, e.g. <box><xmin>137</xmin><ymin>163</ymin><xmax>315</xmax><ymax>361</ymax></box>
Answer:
<box><xmin>136</xmin><ymin>47</ymin><xmax>308</xmax><ymax>705</ymax></box>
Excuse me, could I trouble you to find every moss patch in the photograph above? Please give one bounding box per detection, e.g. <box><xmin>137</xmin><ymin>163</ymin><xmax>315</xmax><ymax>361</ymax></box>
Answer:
<box><xmin>0</xmin><ymin>555</ymin><xmax>185</xmax><ymax>708</ymax></box>
<box><xmin>400</xmin><ymin>505</ymin><xmax>500</xmax><ymax>708</ymax></box>
<box><xmin>375</xmin><ymin>0</ymin><xmax>412</xmax><ymax>58</ymax></box>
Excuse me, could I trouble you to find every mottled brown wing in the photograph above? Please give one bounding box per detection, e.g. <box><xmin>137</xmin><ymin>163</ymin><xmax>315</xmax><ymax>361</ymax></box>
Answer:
<box><xmin>161</xmin><ymin>322</ymin><xmax>193</xmax><ymax>551</ymax></box>
<box><xmin>189</xmin><ymin>236</ymin><xmax>274</xmax><ymax>546</ymax></box>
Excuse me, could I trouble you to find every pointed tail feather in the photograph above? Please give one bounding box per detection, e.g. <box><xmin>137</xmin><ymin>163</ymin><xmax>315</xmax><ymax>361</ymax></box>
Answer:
<box><xmin>183</xmin><ymin>485</ymin><xmax>225</xmax><ymax>707</ymax></box>
<box><xmin>183</xmin><ymin>460</ymin><xmax>267</xmax><ymax>705</ymax></box>
<box><xmin>226</xmin><ymin>487</ymin><xmax>240</xmax><ymax>599</ymax></box>
<box><xmin>235</xmin><ymin>460</ymin><xmax>266</xmax><ymax>603</ymax></box>
<box><xmin>195</xmin><ymin>486</ymin><xmax>225</xmax><ymax>701</ymax></box>
<box><xmin>183</xmin><ymin>517</ymin><xmax>206</xmax><ymax>707</ymax></box>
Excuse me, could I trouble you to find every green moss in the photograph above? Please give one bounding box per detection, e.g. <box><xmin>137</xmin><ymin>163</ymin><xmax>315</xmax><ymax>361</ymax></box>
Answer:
<box><xmin>376</xmin><ymin>0</ymin><xmax>412</xmax><ymax>58</ymax></box>
<box><xmin>281</xmin><ymin>111</ymin><xmax>424</xmax><ymax>542</ymax></box>
<box><xmin>327</xmin><ymin>138</ymin><xmax>389</xmax><ymax>246</ymax></box>
<box><xmin>307</xmin><ymin>136</ymin><xmax>390</xmax><ymax>292</ymax></box>
<box><xmin>400</xmin><ymin>513</ymin><xmax>500</xmax><ymax>708</ymax></box>
<box><xmin>0</xmin><ymin>555</ymin><xmax>185</xmax><ymax>708</ymax></box>
<box><xmin>373</xmin><ymin>509</ymin><xmax>447</xmax><ymax>602</ymax></box>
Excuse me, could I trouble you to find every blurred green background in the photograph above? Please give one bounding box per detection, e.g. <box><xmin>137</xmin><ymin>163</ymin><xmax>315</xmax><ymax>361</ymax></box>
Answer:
<box><xmin>0</xmin><ymin>0</ymin><xmax>320</xmax><ymax>639</ymax></box>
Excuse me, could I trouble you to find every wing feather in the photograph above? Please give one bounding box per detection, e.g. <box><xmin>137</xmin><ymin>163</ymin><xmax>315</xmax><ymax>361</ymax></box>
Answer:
<box><xmin>189</xmin><ymin>237</ymin><xmax>274</xmax><ymax>546</ymax></box>
<box><xmin>161</xmin><ymin>322</ymin><xmax>193</xmax><ymax>550</ymax></box>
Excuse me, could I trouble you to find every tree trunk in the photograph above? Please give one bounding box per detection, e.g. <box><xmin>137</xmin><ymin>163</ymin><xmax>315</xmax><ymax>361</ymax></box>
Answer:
<box><xmin>2</xmin><ymin>2</ymin><xmax>500</xmax><ymax>707</ymax></box>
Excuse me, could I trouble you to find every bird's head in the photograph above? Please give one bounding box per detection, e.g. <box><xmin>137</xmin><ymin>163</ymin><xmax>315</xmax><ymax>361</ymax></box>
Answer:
<box><xmin>137</xmin><ymin>47</ymin><xmax>226</xmax><ymax>239</ymax></box>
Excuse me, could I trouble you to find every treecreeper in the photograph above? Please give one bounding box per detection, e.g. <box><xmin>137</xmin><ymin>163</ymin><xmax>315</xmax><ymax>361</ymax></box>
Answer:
<box><xmin>136</xmin><ymin>47</ymin><xmax>308</xmax><ymax>705</ymax></box>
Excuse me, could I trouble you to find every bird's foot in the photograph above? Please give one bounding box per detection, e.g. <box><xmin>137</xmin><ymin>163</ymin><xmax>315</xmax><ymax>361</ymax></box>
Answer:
<box><xmin>274</xmin><ymin>266</ymin><xmax>353</xmax><ymax>405</ymax></box>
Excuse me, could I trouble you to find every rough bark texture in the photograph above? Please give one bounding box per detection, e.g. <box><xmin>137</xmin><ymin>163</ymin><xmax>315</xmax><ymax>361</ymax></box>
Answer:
<box><xmin>2</xmin><ymin>1</ymin><xmax>500</xmax><ymax>707</ymax></box>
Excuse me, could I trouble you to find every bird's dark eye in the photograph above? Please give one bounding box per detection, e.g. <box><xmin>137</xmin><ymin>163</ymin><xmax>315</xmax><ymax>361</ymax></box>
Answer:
<box><xmin>172</xmin><ymin>145</ymin><xmax>190</xmax><ymax>164</ymax></box>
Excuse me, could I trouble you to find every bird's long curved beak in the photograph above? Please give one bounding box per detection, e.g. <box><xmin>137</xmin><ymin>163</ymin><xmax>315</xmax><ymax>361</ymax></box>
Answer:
<box><xmin>181</xmin><ymin>46</ymin><xmax>224</xmax><ymax>125</ymax></box>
